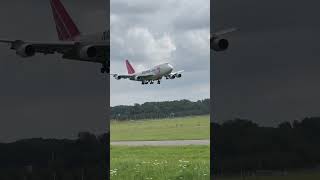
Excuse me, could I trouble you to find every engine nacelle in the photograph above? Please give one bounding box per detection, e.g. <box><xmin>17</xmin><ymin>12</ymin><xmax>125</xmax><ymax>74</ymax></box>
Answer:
<box><xmin>177</xmin><ymin>74</ymin><xmax>182</xmax><ymax>78</ymax></box>
<box><xmin>170</xmin><ymin>75</ymin><xmax>176</xmax><ymax>79</ymax></box>
<box><xmin>113</xmin><ymin>75</ymin><xmax>121</xmax><ymax>80</ymax></box>
<box><xmin>79</xmin><ymin>45</ymin><xmax>97</xmax><ymax>59</ymax></box>
<box><xmin>135</xmin><ymin>76</ymin><xmax>142</xmax><ymax>81</ymax></box>
<box><xmin>211</xmin><ymin>38</ymin><xmax>229</xmax><ymax>51</ymax></box>
<box><xmin>16</xmin><ymin>44</ymin><xmax>35</xmax><ymax>57</ymax></box>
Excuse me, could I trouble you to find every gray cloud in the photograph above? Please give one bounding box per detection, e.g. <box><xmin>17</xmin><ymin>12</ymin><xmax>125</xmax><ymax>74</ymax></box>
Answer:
<box><xmin>110</xmin><ymin>0</ymin><xmax>210</xmax><ymax>106</ymax></box>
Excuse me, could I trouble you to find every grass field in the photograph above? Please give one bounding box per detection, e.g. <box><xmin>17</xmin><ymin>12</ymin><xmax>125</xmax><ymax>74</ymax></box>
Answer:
<box><xmin>111</xmin><ymin>115</ymin><xmax>210</xmax><ymax>141</ymax></box>
<box><xmin>215</xmin><ymin>171</ymin><xmax>320</xmax><ymax>180</ymax></box>
<box><xmin>111</xmin><ymin>145</ymin><xmax>210</xmax><ymax>180</ymax></box>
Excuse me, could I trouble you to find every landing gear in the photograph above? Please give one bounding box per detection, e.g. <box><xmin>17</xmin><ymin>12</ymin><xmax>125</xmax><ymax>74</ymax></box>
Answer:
<box><xmin>100</xmin><ymin>62</ymin><xmax>109</xmax><ymax>74</ymax></box>
<box><xmin>142</xmin><ymin>80</ymin><xmax>161</xmax><ymax>85</ymax></box>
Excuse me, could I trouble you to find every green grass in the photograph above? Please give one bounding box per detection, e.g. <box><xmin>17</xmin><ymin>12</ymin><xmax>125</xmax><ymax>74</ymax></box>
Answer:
<box><xmin>111</xmin><ymin>115</ymin><xmax>210</xmax><ymax>141</ymax></box>
<box><xmin>111</xmin><ymin>145</ymin><xmax>210</xmax><ymax>180</ymax></box>
<box><xmin>215</xmin><ymin>171</ymin><xmax>320</xmax><ymax>180</ymax></box>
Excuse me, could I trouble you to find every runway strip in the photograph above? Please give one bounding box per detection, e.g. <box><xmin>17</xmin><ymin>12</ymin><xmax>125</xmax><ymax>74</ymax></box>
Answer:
<box><xmin>111</xmin><ymin>139</ymin><xmax>210</xmax><ymax>146</ymax></box>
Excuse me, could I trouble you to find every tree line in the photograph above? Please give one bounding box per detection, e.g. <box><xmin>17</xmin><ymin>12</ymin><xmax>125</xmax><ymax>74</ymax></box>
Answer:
<box><xmin>0</xmin><ymin>132</ymin><xmax>109</xmax><ymax>180</ymax></box>
<box><xmin>212</xmin><ymin>117</ymin><xmax>320</xmax><ymax>175</ymax></box>
<box><xmin>111</xmin><ymin>99</ymin><xmax>210</xmax><ymax>120</ymax></box>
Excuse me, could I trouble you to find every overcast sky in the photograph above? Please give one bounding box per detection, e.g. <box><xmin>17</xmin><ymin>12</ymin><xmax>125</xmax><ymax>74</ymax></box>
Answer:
<box><xmin>212</xmin><ymin>0</ymin><xmax>320</xmax><ymax>126</ymax></box>
<box><xmin>110</xmin><ymin>0</ymin><xmax>210</xmax><ymax>106</ymax></box>
<box><xmin>0</xmin><ymin>0</ymin><xmax>109</xmax><ymax>142</ymax></box>
<box><xmin>2</xmin><ymin>0</ymin><xmax>319</xmax><ymax>141</ymax></box>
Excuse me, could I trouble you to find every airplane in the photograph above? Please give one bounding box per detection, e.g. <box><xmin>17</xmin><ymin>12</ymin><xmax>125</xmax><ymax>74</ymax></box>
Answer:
<box><xmin>0</xmin><ymin>0</ymin><xmax>109</xmax><ymax>73</ymax></box>
<box><xmin>211</xmin><ymin>28</ymin><xmax>237</xmax><ymax>51</ymax></box>
<box><xmin>112</xmin><ymin>60</ymin><xmax>184</xmax><ymax>85</ymax></box>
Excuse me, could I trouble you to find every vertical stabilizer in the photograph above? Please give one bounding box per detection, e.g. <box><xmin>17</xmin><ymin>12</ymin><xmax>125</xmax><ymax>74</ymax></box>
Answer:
<box><xmin>50</xmin><ymin>0</ymin><xmax>81</xmax><ymax>41</ymax></box>
<box><xmin>125</xmin><ymin>60</ymin><xmax>135</xmax><ymax>74</ymax></box>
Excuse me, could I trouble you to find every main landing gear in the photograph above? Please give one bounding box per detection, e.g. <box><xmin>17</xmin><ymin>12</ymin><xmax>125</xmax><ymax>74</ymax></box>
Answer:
<box><xmin>142</xmin><ymin>80</ymin><xmax>161</xmax><ymax>85</ymax></box>
<box><xmin>100</xmin><ymin>62</ymin><xmax>109</xmax><ymax>74</ymax></box>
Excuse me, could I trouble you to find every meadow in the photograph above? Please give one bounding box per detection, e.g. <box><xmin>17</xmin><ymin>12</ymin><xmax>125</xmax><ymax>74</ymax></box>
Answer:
<box><xmin>215</xmin><ymin>171</ymin><xmax>320</xmax><ymax>180</ymax></box>
<box><xmin>110</xmin><ymin>145</ymin><xmax>210</xmax><ymax>180</ymax></box>
<box><xmin>111</xmin><ymin>115</ymin><xmax>210</xmax><ymax>141</ymax></box>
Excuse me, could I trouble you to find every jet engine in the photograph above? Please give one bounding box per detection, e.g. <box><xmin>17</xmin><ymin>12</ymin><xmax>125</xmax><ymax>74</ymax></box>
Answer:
<box><xmin>177</xmin><ymin>74</ymin><xmax>182</xmax><ymax>78</ymax></box>
<box><xmin>113</xmin><ymin>75</ymin><xmax>121</xmax><ymax>80</ymax></box>
<box><xmin>135</xmin><ymin>76</ymin><xmax>142</xmax><ymax>81</ymax></box>
<box><xmin>170</xmin><ymin>75</ymin><xmax>176</xmax><ymax>79</ymax></box>
<box><xmin>16</xmin><ymin>44</ymin><xmax>35</xmax><ymax>57</ymax></box>
<box><xmin>79</xmin><ymin>45</ymin><xmax>97</xmax><ymax>59</ymax></box>
<box><xmin>211</xmin><ymin>38</ymin><xmax>229</xmax><ymax>51</ymax></box>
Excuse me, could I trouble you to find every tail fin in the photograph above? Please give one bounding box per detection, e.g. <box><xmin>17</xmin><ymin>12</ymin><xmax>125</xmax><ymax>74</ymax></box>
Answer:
<box><xmin>50</xmin><ymin>0</ymin><xmax>81</xmax><ymax>41</ymax></box>
<box><xmin>125</xmin><ymin>60</ymin><xmax>135</xmax><ymax>74</ymax></box>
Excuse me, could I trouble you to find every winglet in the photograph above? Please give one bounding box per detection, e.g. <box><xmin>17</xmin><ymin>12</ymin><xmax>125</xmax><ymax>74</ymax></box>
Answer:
<box><xmin>211</xmin><ymin>28</ymin><xmax>238</xmax><ymax>38</ymax></box>
<box><xmin>125</xmin><ymin>60</ymin><xmax>135</xmax><ymax>74</ymax></box>
<box><xmin>50</xmin><ymin>0</ymin><xmax>81</xmax><ymax>41</ymax></box>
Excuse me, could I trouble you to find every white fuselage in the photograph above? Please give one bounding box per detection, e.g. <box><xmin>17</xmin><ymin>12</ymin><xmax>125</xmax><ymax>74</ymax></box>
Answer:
<box><xmin>131</xmin><ymin>63</ymin><xmax>173</xmax><ymax>81</ymax></box>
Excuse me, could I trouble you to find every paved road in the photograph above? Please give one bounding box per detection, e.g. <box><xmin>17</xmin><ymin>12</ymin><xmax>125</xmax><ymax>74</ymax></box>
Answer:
<box><xmin>111</xmin><ymin>139</ymin><xmax>210</xmax><ymax>146</ymax></box>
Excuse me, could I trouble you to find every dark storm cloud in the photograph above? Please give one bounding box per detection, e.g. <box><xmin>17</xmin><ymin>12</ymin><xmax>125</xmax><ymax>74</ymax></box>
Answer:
<box><xmin>0</xmin><ymin>0</ymin><xmax>109</xmax><ymax>142</ymax></box>
<box><xmin>212</xmin><ymin>0</ymin><xmax>320</xmax><ymax>126</ymax></box>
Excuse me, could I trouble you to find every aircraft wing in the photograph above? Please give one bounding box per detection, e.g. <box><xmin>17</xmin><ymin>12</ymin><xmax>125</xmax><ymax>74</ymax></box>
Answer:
<box><xmin>112</xmin><ymin>74</ymin><xmax>134</xmax><ymax>79</ymax></box>
<box><xmin>0</xmin><ymin>39</ymin><xmax>109</xmax><ymax>63</ymax></box>
<box><xmin>211</xmin><ymin>28</ymin><xmax>238</xmax><ymax>38</ymax></box>
<box><xmin>112</xmin><ymin>74</ymin><xmax>153</xmax><ymax>81</ymax></box>
<box><xmin>0</xmin><ymin>39</ymin><xmax>75</xmax><ymax>54</ymax></box>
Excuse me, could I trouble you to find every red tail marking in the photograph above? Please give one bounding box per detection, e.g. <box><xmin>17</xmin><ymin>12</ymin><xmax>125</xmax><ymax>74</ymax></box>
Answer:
<box><xmin>50</xmin><ymin>0</ymin><xmax>80</xmax><ymax>41</ymax></box>
<box><xmin>125</xmin><ymin>60</ymin><xmax>135</xmax><ymax>74</ymax></box>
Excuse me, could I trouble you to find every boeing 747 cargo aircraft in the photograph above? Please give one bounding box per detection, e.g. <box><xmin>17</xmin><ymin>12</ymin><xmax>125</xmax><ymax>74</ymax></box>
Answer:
<box><xmin>112</xmin><ymin>60</ymin><xmax>184</xmax><ymax>85</ymax></box>
<box><xmin>0</xmin><ymin>0</ymin><xmax>109</xmax><ymax>73</ymax></box>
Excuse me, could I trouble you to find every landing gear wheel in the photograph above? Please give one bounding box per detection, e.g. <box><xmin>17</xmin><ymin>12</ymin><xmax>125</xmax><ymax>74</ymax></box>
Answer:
<box><xmin>157</xmin><ymin>80</ymin><xmax>161</xmax><ymax>84</ymax></box>
<box><xmin>100</xmin><ymin>62</ymin><xmax>109</xmax><ymax>74</ymax></box>
<box><xmin>150</xmin><ymin>81</ymin><xmax>154</xmax><ymax>84</ymax></box>
<box><xmin>100</xmin><ymin>67</ymin><xmax>106</xmax><ymax>74</ymax></box>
